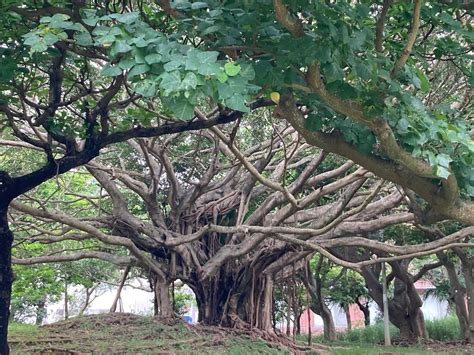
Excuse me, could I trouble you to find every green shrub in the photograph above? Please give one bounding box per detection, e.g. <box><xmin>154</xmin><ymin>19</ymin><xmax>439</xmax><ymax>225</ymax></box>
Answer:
<box><xmin>338</xmin><ymin>323</ymin><xmax>399</xmax><ymax>344</ymax></box>
<box><xmin>425</xmin><ymin>315</ymin><xmax>462</xmax><ymax>341</ymax></box>
<box><xmin>338</xmin><ymin>315</ymin><xmax>462</xmax><ymax>343</ymax></box>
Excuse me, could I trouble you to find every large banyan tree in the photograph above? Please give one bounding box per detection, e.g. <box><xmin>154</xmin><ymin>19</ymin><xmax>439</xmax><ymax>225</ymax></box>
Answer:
<box><xmin>11</xmin><ymin>119</ymin><xmax>473</xmax><ymax>335</ymax></box>
<box><xmin>1</xmin><ymin>0</ymin><xmax>473</xmax><ymax>351</ymax></box>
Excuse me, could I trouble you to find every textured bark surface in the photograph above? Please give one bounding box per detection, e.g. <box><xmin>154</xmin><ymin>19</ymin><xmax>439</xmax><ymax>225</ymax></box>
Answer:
<box><xmin>461</xmin><ymin>259</ymin><xmax>474</xmax><ymax>343</ymax></box>
<box><xmin>303</xmin><ymin>258</ymin><xmax>336</xmax><ymax>341</ymax></box>
<box><xmin>355</xmin><ymin>298</ymin><xmax>371</xmax><ymax>327</ymax></box>
<box><xmin>437</xmin><ymin>252</ymin><xmax>470</xmax><ymax>340</ymax></box>
<box><xmin>152</xmin><ymin>278</ymin><xmax>173</xmax><ymax>318</ymax></box>
<box><xmin>0</xmin><ymin>207</ymin><xmax>13</xmax><ymax>355</ymax></box>
<box><xmin>362</xmin><ymin>262</ymin><xmax>428</xmax><ymax>340</ymax></box>
<box><xmin>191</xmin><ymin>268</ymin><xmax>273</xmax><ymax>330</ymax></box>
<box><xmin>110</xmin><ymin>266</ymin><xmax>131</xmax><ymax>313</ymax></box>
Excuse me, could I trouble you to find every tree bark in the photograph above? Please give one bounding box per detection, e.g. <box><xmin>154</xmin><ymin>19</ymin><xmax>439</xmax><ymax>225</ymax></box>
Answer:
<box><xmin>311</xmin><ymin>301</ymin><xmax>336</xmax><ymax>341</ymax></box>
<box><xmin>437</xmin><ymin>253</ymin><xmax>470</xmax><ymax>340</ymax></box>
<box><xmin>355</xmin><ymin>298</ymin><xmax>371</xmax><ymax>327</ymax></box>
<box><xmin>35</xmin><ymin>297</ymin><xmax>47</xmax><ymax>325</ymax></box>
<box><xmin>110</xmin><ymin>265</ymin><xmax>131</xmax><ymax>313</ymax></box>
<box><xmin>0</xmin><ymin>206</ymin><xmax>13</xmax><ymax>355</ymax></box>
<box><xmin>461</xmin><ymin>258</ymin><xmax>474</xmax><ymax>343</ymax></box>
<box><xmin>361</xmin><ymin>262</ymin><xmax>428</xmax><ymax>340</ymax></box>
<box><xmin>302</xmin><ymin>258</ymin><xmax>337</xmax><ymax>341</ymax></box>
<box><xmin>153</xmin><ymin>277</ymin><xmax>173</xmax><ymax>318</ymax></box>
<box><xmin>191</xmin><ymin>269</ymin><xmax>273</xmax><ymax>330</ymax></box>
<box><xmin>79</xmin><ymin>288</ymin><xmax>93</xmax><ymax>316</ymax></box>
<box><xmin>64</xmin><ymin>282</ymin><xmax>69</xmax><ymax>320</ymax></box>
<box><xmin>344</xmin><ymin>304</ymin><xmax>352</xmax><ymax>332</ymax></box>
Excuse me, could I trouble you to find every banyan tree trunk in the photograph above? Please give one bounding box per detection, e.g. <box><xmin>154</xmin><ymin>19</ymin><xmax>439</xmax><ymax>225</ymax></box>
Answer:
<box><xmin>362</xmin><ymin>264</ymin><xmax>428</xmax><ymax>340</ymax></box>
<box><xmin>191</xmin><ymin>269</ymin><xmax>274</xmax><ymax>331</ymax></box>
<box><xmin>153</xmin><ymin>277</ymin><xmax>173</xmax><ymax>318</ymax></box>
<box><xmin>461</xmin><ymin>259</ymin><xmax>474</xmax><ymax>344</ymax></box>
<box><xmin>438</xmin><ymin>253</ymin><xmax>470</xmax><ymax>340</ymax></box>
<box><xmin>310</xmin><ymin>301</ymin><xmax>336</xmax><ymax>341</ymax></box>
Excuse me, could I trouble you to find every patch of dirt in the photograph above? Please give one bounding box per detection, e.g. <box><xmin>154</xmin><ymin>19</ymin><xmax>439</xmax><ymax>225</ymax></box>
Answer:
<box><xmin>423</xmin><ymin>339</ymin><xmax>473</xmax><ymax>353</ymax></box>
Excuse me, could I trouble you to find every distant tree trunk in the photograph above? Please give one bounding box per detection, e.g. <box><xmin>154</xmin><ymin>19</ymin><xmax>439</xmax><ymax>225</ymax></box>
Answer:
<box><xmin>312</xmin><ymin>301</ymin><xmax>336</xmax><ymax>341</ymax></box>
<box><xmin>286</xmin><ymin>289</ymin><xmax>291</xmax><ymax>336</ymax></box>
<box><xmin>461</xmin><ymin>258</ymin><xmax>474</xmax><ymax>344</ymax></box>
<box><xmin>344</xmin><ymin>304</ymin><xmax>352</xmax><ymax>331</ymax></box>
<box><xmin>437</xmin><ymin>252</ymin><xmax>470</xmax><ymax>340</ymax></box>
<box><xmin>35</xmin><ymin>298</ymin><xmax>47</xmax><ymax>326</ymax></box>
<box><xmin>64</xmin><ymin>282</ymin><xmax>69</xmax><ymax>320</ymax></box>
<box><xmin>305</xmin><ymin>279</ymin><xmax>336</xmax><ymax>341</ymax></box>
<box><xmin>355</xmin><ymin>298</ymin><xmax>371</xmax><ymax>327</ymax></box>
<box><xmin>110</xmin><ymin>265</ymin><xmax>131</xmax><ymax>313</ymax></box>
<box><xmin>295</xmin><ymin>313</ymin><xmax>301</xmax><ymax>335</ymax></box>
<box><xmin>0</xmin><ymin>206</ymin><xmax>13</xmax><ymax>355</ymax></box>
<box><xmin>272</xmin><ymin>297</ymin><xmax>277</xmax><ymax>332</ymax></box>
<box><xmin>80</xmin><ymin>287</ymin><xmax>96</xmax><ymax>316</ymax></box>
<box><xmin>362</xmin><ymin>261</ymin><xmax>427</xmax><ymax>340</ymax></box>
<box><xmin>302</xmin><ymin>258</ymin><xmax>336</xmax><ymax>341</ymax></box>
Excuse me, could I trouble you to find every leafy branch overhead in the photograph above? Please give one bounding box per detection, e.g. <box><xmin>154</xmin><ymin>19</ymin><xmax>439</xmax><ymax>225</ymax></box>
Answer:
<box><xmin>1</xmin><ymin>0</ymin><xmax>473</xmax><ymax>223</ymax></box>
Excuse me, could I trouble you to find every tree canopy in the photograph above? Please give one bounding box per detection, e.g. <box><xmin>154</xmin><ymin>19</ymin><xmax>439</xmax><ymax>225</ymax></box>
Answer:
<box><xmin>1</xmin><ymin>0</ymin><xmax>472</xmax><ymax>222</ymax></box>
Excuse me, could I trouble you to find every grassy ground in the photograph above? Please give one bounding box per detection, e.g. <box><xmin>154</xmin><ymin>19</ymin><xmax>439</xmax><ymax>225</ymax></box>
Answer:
<box><xmin>8</xmin><ymin>314</ymin><xmax>473</xmax><ymax>354</ymax></box>
<box><xmin>296</xmin><ymin>317</ymin><xmax>471</xmax><ymax>355</ymax></box>
<box><xmin>9</xmin><ymin>314</ymin><xmax>289</xmax><ymax>354</ymax></box>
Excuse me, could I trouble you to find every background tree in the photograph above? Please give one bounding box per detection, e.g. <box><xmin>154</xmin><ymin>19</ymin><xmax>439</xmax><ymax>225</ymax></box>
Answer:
<box><xmin>10</xmin><ymin>119</ymin><xmax>415</xmax><ymax>330</ymax></box>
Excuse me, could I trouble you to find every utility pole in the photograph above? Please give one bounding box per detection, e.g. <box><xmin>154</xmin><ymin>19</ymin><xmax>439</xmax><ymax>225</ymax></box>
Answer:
<box><xmin>382</xmin><ymin>262</ymin><xmax>391</xmax><ymax>346</ymax></box>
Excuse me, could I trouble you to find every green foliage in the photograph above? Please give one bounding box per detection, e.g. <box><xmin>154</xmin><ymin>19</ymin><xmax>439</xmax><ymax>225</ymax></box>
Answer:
<box><xmin>332</xmin><ymin>316</ymin><xmax>462</xmax><ymax>343</ymax></box>
<box><xmin>425</xmin><ymin>315</ymin><xmax>463</xmax><ymax>341</ymax></box>
<box><xmin>11</xmin><ymin>264</ymin><xmax>62</xmax><ymax>322</ymax></box>
<box><xmin>1</xmin><ymin>0</ymin><xmax>473</xmax><ymax>196</ymax></box>
<box><xmin>20</xmin><ymin>10</ymin><xmax>259</xmax><ymax>120</ymax></box>
<box><xmin>173</xmin><ymin>288</ymin><xmax>194</xmax><ymax>316</ymax></box>
<box><xmin>338</xmin><ymin>323</ymin><xmax>400</xmax><ymax>344</ymax></box>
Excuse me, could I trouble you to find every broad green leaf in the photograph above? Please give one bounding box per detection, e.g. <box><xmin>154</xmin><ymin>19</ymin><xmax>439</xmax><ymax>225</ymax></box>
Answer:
<box><xmin>216</xmin><ymin>71</ymin><xmax>228</xmax><ymax>83</ymax></box>
<box><xmin>240</xmin><ymin>63</ymin><xmax>255</xmax><ymax>80</ymax></box>
<box><xmin>191</xmin><ymin>2</ymin><xmax>209</xmax><ymax>9</ymax></box>
<box><xmin>224</xmin><ymin>62</ymin><xmax>241</xmax><ymax>77</ymax></box>
<box><xmin>164</xmin><ymin>60</ymin><xmax>183</xmax><ymax>72</ymax></box>
<box><xmin>128</xmin><ymin>64</ymin><xmax>150</xmax><ymax>78</ymax></box>
<box><xmin>225</xmin><ymin>94</ymin><xmax>249</xmax><ymax>112</ymax></box>
<box><xmin>101</xmin><ymin>65</ymin><xmax>122</xmax><ymax>77</ymax></box>
<box><xmin>434</xmin><ymin>165</ymin><xmax>451</xmax><ymax>179</ymax></box>
<box><xmin>116</xmin><ymin>12</ymin><xmax>139</xmax><ymax>24</ymax></box>
<box><xmin>145</xmin><ymin>54</ymin><xmax>162</xmax><ymax>65</ymax></box>
<box><xmin>160</xmin><ymin>71</ymin><xmax>181</xmax><ymax>95</ymax></box>
<box><xmin>165</xmin><ymin>96</ymin><xmax>195</xmax><ymax>120</ymax></box>
<box><xmin>43</xmin><ymin>33</ymin><xmax>59</xmax><ymax>46</ymax></box>
<box><xmin>134</xmin><ymin>80</ymin><xmax>156</xmax><ymax>97</ymax></box>
<box><xmin>415</xmin><ymin>68</ymin><xmax>431</xmax><ymax>92</ymax></box>
<box><xmin>30</xmin><ymin>41</ymin><xmax>48</xmax><ymax>53</ymax></box>
<box><xmin>179</xmin><ymin>72</ymin><xmax>198</xmax><ymax>90</ymax></box>
<box><xmin>112</xmin><ymin>40</ymin><xmax>133</xmax><ymax>55</ymax></box>
<box><xmin>75</xmin><ymin>32</ymin><xmax>93</xmax><ymax>46</ymax></box>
